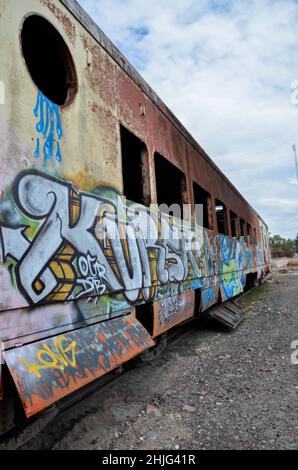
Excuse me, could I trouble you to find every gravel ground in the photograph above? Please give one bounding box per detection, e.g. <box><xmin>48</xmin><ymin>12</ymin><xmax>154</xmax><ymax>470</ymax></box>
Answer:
<box><xmin>23</xmin><ymin>270</ymin><xmax>298</xmax><ymax>450</ymax></box>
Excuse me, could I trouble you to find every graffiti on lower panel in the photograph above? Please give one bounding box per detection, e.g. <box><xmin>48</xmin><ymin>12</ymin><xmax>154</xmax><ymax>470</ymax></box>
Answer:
<box><xmin>220</xmin><ymin>236</ymin><xmax>243</xmax><ymax>298</ymax></box>
<box><xmin>0</xmin><ymin>170</ymin><xmax>268</xmax><ymax>311</ymax></box>
<box><xmin>158</xmin><ymin>293</ymin><xmax>183</xmax><ymax>325</ymax></box>
<box><xmin>4</xmin><ymin>316</ymin><xmax>155</xmax><ymax>415</ymax></box>
<box><xmin>154</xmin><ymin>285</ymin><xmax>195</xmax><ymax>336</ymax></box>
<box><xmin>201</xmin><ymin>286</ymin><xmax>218</xmax><ymax>311</ymax></box>
<box><xmin>20</xmin><ymin>336</ymin><xmax>77</xmax><ymax>379</ymax></box>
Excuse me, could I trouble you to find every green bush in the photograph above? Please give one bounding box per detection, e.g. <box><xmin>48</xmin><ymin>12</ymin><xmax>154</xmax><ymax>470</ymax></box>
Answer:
<box><xmin>270</xmin><ymin>234</ymin><xmax>296</xmax><ymax>258</ymax></box>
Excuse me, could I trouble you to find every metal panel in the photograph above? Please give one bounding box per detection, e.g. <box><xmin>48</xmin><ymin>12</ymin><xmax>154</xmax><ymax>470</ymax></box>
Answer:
<box><xmin>4</xmin><ymin>315</ymin><xmax>155</xmax><ymax>417</ymax></box>
<box><xmin>153</xmin><ymin>290</ymin><xmax>195</xmax><ymax>337</ymax></box>
<box><xmin>0</xmin><ymin>296</ymin><xmax>132</xmax><ymax>350</ymax></box>
<box><xmin>201</xmin><ymin>285</ymin><xmax>220</xmax><ymax>311</ymax></box>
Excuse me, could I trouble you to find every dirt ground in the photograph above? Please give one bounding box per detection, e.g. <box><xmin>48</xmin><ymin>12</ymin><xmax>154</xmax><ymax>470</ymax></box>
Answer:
<box><xmin>22</xmin><ymin>270</ymin><xmax>298</xmax><ymax>450</ymax></box>
<box><xmin>271</xmin><ymin>256</ymin><xmax>298</xmax><ymax>270</ymax></box>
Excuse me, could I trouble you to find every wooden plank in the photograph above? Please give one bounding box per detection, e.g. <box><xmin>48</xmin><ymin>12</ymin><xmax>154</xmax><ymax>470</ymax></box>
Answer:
<box><xmin>209</xmin><ymin>301</ymin><xmax>244</xmax><ymax>329</ymax></box>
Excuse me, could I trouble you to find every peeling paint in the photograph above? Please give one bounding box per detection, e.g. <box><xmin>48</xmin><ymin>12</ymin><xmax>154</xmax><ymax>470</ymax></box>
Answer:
<box><xmin>41</xmin><ymin>0</ymin><xmax>77</xmax><ymax>45</ymax></box>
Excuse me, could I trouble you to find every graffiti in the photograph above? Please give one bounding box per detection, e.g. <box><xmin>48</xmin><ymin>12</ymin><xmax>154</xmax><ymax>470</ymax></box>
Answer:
<box><xmin>158</xmin><ymin>285</ymin><xmax>184</xmax><ymax>325</ymax></box>
<box><xmin>153</xmin><ymin>287</ymin><xmax>195</xmax><ymax>335</ymax></box>
<box><xmin>4</xmin><ymin>316</ymin><xmax>155</xmax><ymax>416</ymax></box>
<box><xmin>220</xmin><ymin>237</ymin><xmax>243</xmax><ymax>298</ymax></box>
<box><xmin>20</xmin><ymin>336</ymin><xmax>77</xmax><ymax>379</ymax></box>
<box><xmin>201</xmin><ymin>286</ymin><xmax>217</xmax><ymax>310</ymax></box>
<box><xmin>0</xmin><ymin>171</ymin><xmax>122</xmax><ymax>304</ymax></box>
<box><xmin>75</xmin><ymin>254</ymin><xmax>108</xmax><ymax>299</ymax></box>
<box><xmin>159</xmin><ymin>295</ymin><xmax>183</xmax><ymax>324</ymax></box>
<box><xmin>33</xmin><ymin>91</ymin><xmax>63</xmax><ymax>168</ymax></box>
<box><xmin>0</xmin><ymin>170</ymin><xmax>268</xmax><ymax>312</ymax></box>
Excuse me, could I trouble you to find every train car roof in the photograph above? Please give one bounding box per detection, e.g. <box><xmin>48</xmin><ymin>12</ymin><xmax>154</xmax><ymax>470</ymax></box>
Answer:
<box><xmin>60</xmin><ymin>0</ymin><xmax>268</xmax><ymax>230</ymax></box>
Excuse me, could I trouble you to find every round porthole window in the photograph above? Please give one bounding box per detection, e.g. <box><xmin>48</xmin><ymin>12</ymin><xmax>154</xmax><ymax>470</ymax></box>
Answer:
<box><xmin>21</xmin><ymin>15</ymin><xmax>78</xmax><ymax>106</ymax></box>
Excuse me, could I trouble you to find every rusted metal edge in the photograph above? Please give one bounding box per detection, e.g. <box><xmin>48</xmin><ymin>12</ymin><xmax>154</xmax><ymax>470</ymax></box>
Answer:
<box><xmin>4</xmin><ymin>315</ymin><xmax>155</xmax><ymax>417</ymax></box>
<box><xmin>58</xmin><ymin>0</ymin><xmax>266</xmax><ymax>226</ymax></box>
<box><xmin>0</xmin><ymin>297</ymin><xmax>132</xmax><ymax>350</ymax></box>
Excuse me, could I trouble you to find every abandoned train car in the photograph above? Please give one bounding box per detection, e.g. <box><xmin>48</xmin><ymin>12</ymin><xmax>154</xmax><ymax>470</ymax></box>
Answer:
<box><xmin>0</xmin><ymin>0</ymin><xmax>270</xmax><ymax>434</ymax></box>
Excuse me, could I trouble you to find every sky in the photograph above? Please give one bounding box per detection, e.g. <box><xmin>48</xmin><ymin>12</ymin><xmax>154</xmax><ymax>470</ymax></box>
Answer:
<box><xmin>80</xmin><ymin>0</ymin><xmax>298</xmax><ymax>239</ymax></box>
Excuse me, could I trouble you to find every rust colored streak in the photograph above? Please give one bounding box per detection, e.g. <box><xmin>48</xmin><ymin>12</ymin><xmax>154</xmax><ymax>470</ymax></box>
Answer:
<box><xmin>90</xmin><ymin>102</ymin><xmax>117</xmax><ymax>132</ymax></box>
<box><xmin>153</xmin><ymin>290</ymin><xmax>195</xmax><ymax>337</ymax></box>
<box><xmin>40</xmin><ymin>0</ymin><xmax>77</xmax><ymax>45</ymax></box>
<box><xmin>4</xmin><ymin>315</ymin><xmax>155</xmax><ymax>417</ymax></box>
<box><xmin>81</xmin><ymin>34</ymin><xmax>117</xmax><ymax>108</ymax></box>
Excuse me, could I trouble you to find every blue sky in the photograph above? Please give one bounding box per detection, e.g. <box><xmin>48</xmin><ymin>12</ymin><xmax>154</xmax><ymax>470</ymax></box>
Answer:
<box><xmin>80</xmin><ymin>0</ymin><xmax>298</xmax><ymax>239</ymax></box>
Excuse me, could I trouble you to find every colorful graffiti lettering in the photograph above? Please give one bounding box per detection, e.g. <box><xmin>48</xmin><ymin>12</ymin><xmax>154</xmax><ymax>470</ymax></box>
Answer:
<box><xmin>20</xmin><ymin>336</ymin><xmax>77</xmax><ymax>379</ymax></box>
<box><xmin>0</xmin><ymin>170</ymin><xmax>267</xmax><ymax>312</ymax></box>
<box><xmin>4</xmin><ymin>316</ymin><xmax>155</xmax><ymax>416</ymax></box>
<box><xmin>75</xmin><ymin>254</ymin><xmax>108</xmax><ymax>299</ymax></box>
<box><xmin>201</xmin><ymin>286</ymin><xmax>217</xmax><ymax>310</ymax></box>
<box><xmin>154</xmin><ymin>286</ymin><xmax>195</xmax><ymax>335</ymax></box>
<box><xmin>33</xmin><ymin>91</ymin><xmax>63</xmax><ymax>168</ymax></box>
<box><xmin>159</xmin><ymin>295</ymin><xmax>183</xmax><ymax>325</ymax></box>
<box><xmin>158</xmin><ymin>284</ymin><xmax>184</xmax><ymax>325</ymax></box>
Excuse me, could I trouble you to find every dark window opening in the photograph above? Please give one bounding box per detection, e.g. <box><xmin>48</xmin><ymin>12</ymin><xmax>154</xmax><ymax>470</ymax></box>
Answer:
<box><xmin>254</xmin><ymin>227</ymin><xmax>257</xmax><ymax>243</ymax></box>
<box><xmin>135</xmin><ymin>302</ymin><xmax>153</xmax><ymax>336</ymax></box>
<box><xmin>215</xmin><ymin>199</ymin><xmax>229</xmax><ymax>235</ymax></box>
<box><xmin>240</xmin><ymin>218</ymin><xmax>246</xmax><ymax>237</ymax></box>
<box><xmin>247</xmin><ymin>223</ymin><xmax>252</xmax><ymax>242</ymax></box>
<box><xmin>229</xmin><ymin>210</ymin><xmax>239</xmax><ymax>238</ymax></box>
<box><xmin>155</xmin><ymin>153</ymin><xmax>188</xmax><ymax>215</ymax></box>
<box><xmin>121</xmin><ymin>126</ymin><xmax>150</xmax><ymax>206</ymax></box>
<box><xmin>21</xmin><ymin>15</ymin><xmax>77</xmax><ymax>106</ymax></box>
<box><xmin>194</xmin><ymin>288</ymin><xmax>202</xmax><ymax>315</ymax></box>
<box><xmin>193</xmin><ymin>181</ymin><xmax>212</xmax><ymax>229</ymax></box>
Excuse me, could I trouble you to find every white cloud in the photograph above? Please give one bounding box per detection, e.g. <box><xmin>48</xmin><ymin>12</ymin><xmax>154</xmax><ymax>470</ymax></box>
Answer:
<box><xmin>289</xmin><ymin>178</ymin><xmax>298</xmax><ymax>185</ymax></box>
<box><xmin>80</xmin><ymin>0</ymin><xmax>298</xmax><ymax>238</ymax></box>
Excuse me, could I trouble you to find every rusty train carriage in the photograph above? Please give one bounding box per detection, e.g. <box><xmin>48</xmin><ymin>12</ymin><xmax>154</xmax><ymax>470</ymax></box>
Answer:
<box><xmin>0</xmin><ymin>0</ymin><xmax>270</xmax><ymax>431</ymax></box>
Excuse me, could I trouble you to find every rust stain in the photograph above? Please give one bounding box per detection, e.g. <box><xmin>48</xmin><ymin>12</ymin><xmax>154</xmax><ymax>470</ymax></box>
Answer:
<box><xmin>90</xmin><ymin>102</ymin><xmax>117</xmax><ymax>131</ymax></box>
<box><xmin>63</xmin><ymin>170</ymin><xmax>99</xmax><ymax>192</ymax></box>
<box><xmin>81</xmin><ymin>33</ymin><xmax>117</xmax><ymax>108</ymax></box>
<box><xmin>40</xmin><ymin>0</ymin><xmax>77</xmax><ymax>45</ymax></box>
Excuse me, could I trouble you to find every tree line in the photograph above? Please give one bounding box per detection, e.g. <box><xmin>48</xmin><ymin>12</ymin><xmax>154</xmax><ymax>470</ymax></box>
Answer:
<box><xmin>270</xmin><ymin>234</ymin><xmax>298</xmax><ymax>258</ymax></box>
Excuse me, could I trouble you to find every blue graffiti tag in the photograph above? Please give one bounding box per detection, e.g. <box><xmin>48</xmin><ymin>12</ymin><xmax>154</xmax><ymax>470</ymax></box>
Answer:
<box><xmin>33</xmin><ymin>91</ymin><xmax>63</xmax><ymax>168</ymax></box>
